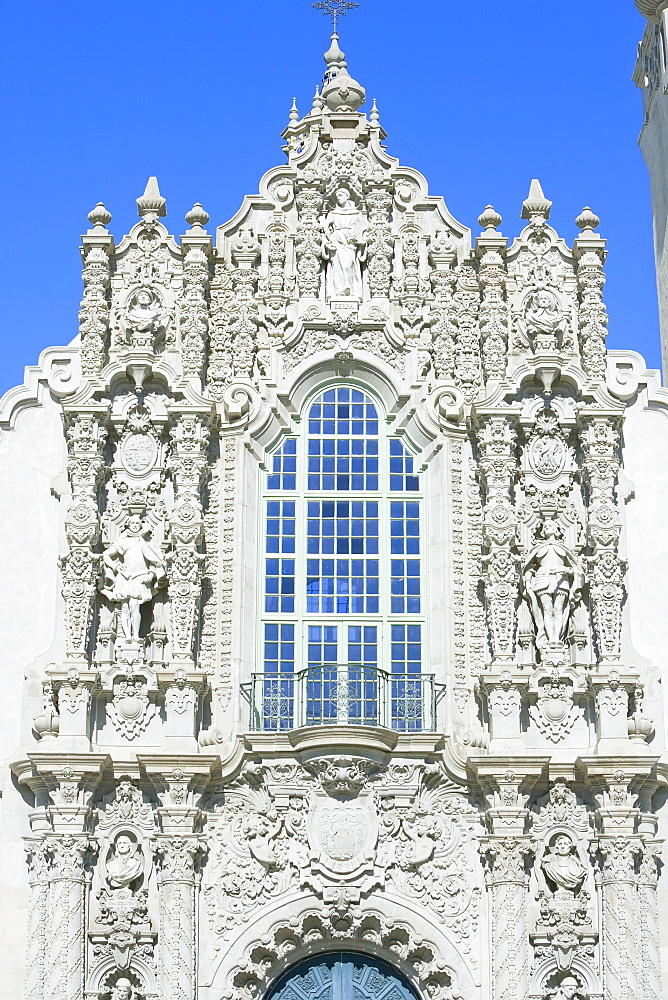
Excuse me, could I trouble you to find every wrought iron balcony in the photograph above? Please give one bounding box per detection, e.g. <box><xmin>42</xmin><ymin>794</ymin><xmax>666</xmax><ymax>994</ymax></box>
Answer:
<box><xmin>248</xmin><ymin>664</ymin><xmax>436</xmax><ymax>732</ymax></box>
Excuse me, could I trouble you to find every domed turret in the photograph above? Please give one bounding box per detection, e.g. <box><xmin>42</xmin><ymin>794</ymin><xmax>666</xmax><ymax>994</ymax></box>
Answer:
<box><xmin>320</xmin><ymin>31</ymin><xmax>365</xmax><ymax>112</ymax></box>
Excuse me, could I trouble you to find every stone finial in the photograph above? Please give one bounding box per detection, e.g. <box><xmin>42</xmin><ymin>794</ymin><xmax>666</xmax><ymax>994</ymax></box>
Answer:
<box><xmin>88</xmin><ymin>202</ymin><xmax>112</xmax><ymax>230</ymax></box>
<box><xmin>185</xmin><ymin>203</ymin><xmax>210</xmax><ymax>230</ymax></box>
<box><xmin>369</xmin><ymin>99</ymin><xmax>380</xmax><ymax>127</ymax></box>
<box><xmin>137</xmin><ymin>176</ymin><xmax>167</xmax><ymax>218</ymax></box>
<box><xmin>478</xmin><ymin>205</ymin><xmax>502</xmax><ymax>232</ymax></box>
<box><xmin>310</xmin><ymin>86</ymin><xmax>324</xmax><ymax>115</ymax></box>
<box><xmin>288</xmin><ymin>98</ymin><xmax>299</xmax><ymax>124</ymax></box>
<box><xmin>575</xmin><ymin>206</ymin><xmax>600</xmax><ymax>233</ymax></box>
<box><xmin>321</xmin><ymin>32</ymin><xmax>365</xmax><ymax>112</ymax></box>
<box><xmin>521</xmin><ymin>178</ymin><xmax>552</xmax><ymax>220</ymax></box>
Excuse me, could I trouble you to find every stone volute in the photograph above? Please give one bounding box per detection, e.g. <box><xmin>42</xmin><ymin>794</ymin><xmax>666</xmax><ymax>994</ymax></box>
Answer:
<box><xmin>320</xmin><ymin>31</ymin><xmax>365</xmax><ymax>112</ymax></box>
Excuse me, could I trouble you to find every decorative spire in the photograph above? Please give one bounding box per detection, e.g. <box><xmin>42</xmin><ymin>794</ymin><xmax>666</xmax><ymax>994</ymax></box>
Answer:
<box><xmin>369</xmin><ymin>98</ymin><xmax>380</xmax><ymax>127</ymax></box>
<box><xmin>319</xmin><ymin>33</ymin><xmax>365</xmax><ymax>111</ymax></box>
<box><xmin>521</xmin><ymin>178</ymin><xmax>552</xmax><ymax>221</ymax></box>
<box><xmin>310</xmin><ymin>85</ymin><xmax>324</xmax><ymax>115</ymax></box>
<box><xmin>288</xmin><ymin>98</ymin><xmax>299</xmax><ymax>123</ymax></box>
<box><xmin>136</xmin><ymin>176</ymin><xmax>167</xmax><ymax>218</ymax></box>
<box><xmin>312</xmin><ymin>0</ymin><xmax>364</xmax><ymax>113</ymax></box>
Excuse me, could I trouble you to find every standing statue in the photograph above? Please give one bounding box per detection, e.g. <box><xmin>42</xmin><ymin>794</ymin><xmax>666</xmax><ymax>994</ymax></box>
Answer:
<box><xmin>105</xmin><ymin>833</ymin><xmax>144</xmax><ymax>890</ymax></box>
<box><xmin>323</xmin><ymin>187</ymin><xmax>367</xmax><ymax>299</ymax></box>
<box><xmin>101</xmin><ymin>516</ymin><xmax>167</xmax><ymax>642</ymax></box>
<box><xmin>541</xmin><ymin>833</ymin><xmax>587</xmax><ymax>896</ymax></box>
<box><xmin>522</xmin><ymin>519</ymin><xmax>582</xmax><ymax>648</ymax></box>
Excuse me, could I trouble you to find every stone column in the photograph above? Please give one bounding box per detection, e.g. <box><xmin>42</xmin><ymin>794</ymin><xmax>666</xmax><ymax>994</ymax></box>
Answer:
<box><xmin>156</xmin><ymin>836</ymin><xmax>201</xmax><ymax>1000</ymax></box>
<box><xmin>483</xmin><ymin>837</ymin><xmax>533</xmax><ymax>1000</ymax></box>
<box><xmin>476</xmin><ymin>415</ymin><xmax>520</xmax><ymax>667</ymax></box>
<box><xmin>294</xmin><ymin>183</ymin><xmax>324</xmax><ymax>298</ymax></box>
<box><xmin>61</xmin><ymin>412</ymin><xmax>108</xmax><ymax>668</ymax></box>
<box><xmin>427</xmin><ymin>232</ymin><xmax>457</xmax><ymax>380</ymax></box>
<box><xmin>180</xmin><ymin>211</ymin><xmax>212</xmax><ymax>386</ymax></box>
<box><xmin>79</xmin><ymin>205</ymin><xmax>114</xmax><ymax>377</ymax></box>
<box><xmin>24</xmin><ymin>840</ymin><xmax>50</xmax><ymax>1000</ymax></box>
<box><xmin>636</xmin><ymin>840</ymin><xmax>662</xmax><ymax>1000</ymax></box>
<box><xmin>166</xmin><ymin>412</ymin><xmax>210</xmax><ymax>669</ymax></box>
<box><xmin>573</xmin><ymin>225</ymin><xmax>608</xmax><ymax>379</ymax></box>
<box><xmin>141</xmin><ymin>757</ymin><xmax>215</xmax><ymax>1000</ymax></box>
<box><xmin>597</xmin><ymin>836</ymin><xmax>641</xmax><ymax>998</ymax></box>
<box><xmin>579</xmin><ymin>416</ymin><xmax>624</xmax><ymax>669</ymax></box>
<box><xmin>365</xmin><ymin>184</ymin><xmax>393</xmax><ymax>298</ymax></box>
<box><xmin>46</xmin><ymin>835</ymin><xmax>92</xmax><ymax>1000</ymax></box>
<box><xmin>475</xmin><ymin>211</ymin><xmax>508</xmax><ymax>383</ymax></box>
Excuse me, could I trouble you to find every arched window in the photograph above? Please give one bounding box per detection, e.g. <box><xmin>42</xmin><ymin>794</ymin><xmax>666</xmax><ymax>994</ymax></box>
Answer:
<box><xmin>253</xmin><ymin>385</ymin><xmax>433</xmax><ymax>732</ymax></box>
<box><xmin>267</xmin><ymin>954</ymin><xmax>418</xmax><ymax>1000</ymax></box>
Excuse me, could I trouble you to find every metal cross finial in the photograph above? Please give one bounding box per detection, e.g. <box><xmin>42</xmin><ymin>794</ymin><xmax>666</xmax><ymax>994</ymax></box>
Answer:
<box><xmin>311</xmin><ymin>0</ymin><xmax>360</xmax><ymax>32</ymax></box>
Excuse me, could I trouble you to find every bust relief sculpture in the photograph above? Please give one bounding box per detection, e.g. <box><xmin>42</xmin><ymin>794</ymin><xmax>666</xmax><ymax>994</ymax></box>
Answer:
<box><xmin>322</xmin><ymin>186</ymin><xmax>367</xmax><ymax>299</ymax></box>
<box><xmin>109</xmin><ymin>979</ymin><xmax>135</xmax><ymax>1000</ymax></box>
<box><xmin>125</xmin><ymin>288</ymin><xmax>163</xmax><ymax>346</ymax></box>
<box><xmin>541</xmin><ymin>833</ymin><xmax>587</xmax><ymax>896</ymax></box>
<box><xmin>105</xmin><ymin>833</ymin><xmax>144</xmax><ymax>890</ymax></box>
<box><xmin>101</xmin><ymin>516</ymin><xmax>167</xmax><ymax>643</ymax></box>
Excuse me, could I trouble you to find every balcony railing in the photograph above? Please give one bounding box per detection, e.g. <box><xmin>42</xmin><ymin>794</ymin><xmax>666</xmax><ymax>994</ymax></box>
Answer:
<box><xmin>249</xmin><ymin>664</ymin><xmax>436</xmax><ymax>732</ymax></box>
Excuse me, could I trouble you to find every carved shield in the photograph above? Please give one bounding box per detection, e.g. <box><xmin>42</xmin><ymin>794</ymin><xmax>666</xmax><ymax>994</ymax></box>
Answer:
<box><xmin>308</xmin><ymin>791</ymin><xmax>377</xmax><ymax>876</ymax></box>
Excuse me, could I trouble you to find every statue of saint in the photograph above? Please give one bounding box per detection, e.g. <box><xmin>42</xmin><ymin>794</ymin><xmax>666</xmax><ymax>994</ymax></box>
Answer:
<box><xmin>522</xmin><ymin>519</ymin><xmax>582</xmax><ymax>648</ymax></box>
<box><xmin>106</xmin><ymin>834</ymin><xmax>144</xmax><ymax>890</ymax></box>
<box><xmin>541</xmin><ymin>834</ymin><xmax>587</xmax><ymax>896</ymax></box>
<box><xmin>323</xmin><ymin>187</ymin><xmax>367</xmax><ymax>299</ymax></box>
<box><xmin>101</xmin><ymin>516</ymin><xmax>167</xmax><ymax>643</ymax></box>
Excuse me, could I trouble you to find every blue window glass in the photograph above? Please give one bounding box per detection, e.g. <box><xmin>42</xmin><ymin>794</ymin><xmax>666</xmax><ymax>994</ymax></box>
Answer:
<box><xmin>391</xmin><ymin>624</ymin><xmax>422</xmax><ymax>674</ymax></box>
<box><xmin>389</xmin><ymin>501</ymin><xmax>420</xmax><ymax>612</ymax></box>
<box><xmin>390</xmin><ymin>624</ymin><xmax>424</xmax><ymax>731</ymax></box>
<box><xmin>389</xmin><ymin>438</ymin><xmax>419</xmax><ymax>491</ymax></box>
<box><xmin>307</xmin><ymin>387</ymin><xmax>379</xmax><ymax>491</ymax></box>
<box><xmin>261</xmin><ymin>623</ymin><xmax>295</xmax><ymax>730</ymax></box>
<box><xmin>264</xmin><ymin>500</ymin><xmax>295</xmax><ymax>612</ymax></box>
<box><xmin>267</xmin><ymin>438</ymin><xmax>297</xmax><ymax>490</ymax></box>
<box><xmin>306</xmin><ymin>500</ymin><xmax>379</xmax><ymax>613</ymax></box>
<box><xmin>306</xmin><ymin>624</ymin><xmax>339</xmax><ymax>724</ymax></box>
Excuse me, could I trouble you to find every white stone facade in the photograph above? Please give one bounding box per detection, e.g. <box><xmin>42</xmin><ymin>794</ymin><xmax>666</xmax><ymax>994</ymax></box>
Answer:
<box><xmin>634</xmin><ymin>0</ymin><xmax>668</xmax><ymax>376</ymax></box>
<box><xmin>1</xmin><ymin>29</ymin><xmax>668</xmax><ymax>1000</ymax></box>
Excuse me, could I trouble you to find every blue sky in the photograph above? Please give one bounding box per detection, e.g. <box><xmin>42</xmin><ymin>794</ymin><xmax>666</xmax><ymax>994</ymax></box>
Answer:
<box><xmin>0</xmin><ymin>0</ymin><xmax>659</xmax><ymax>396</ymax></box>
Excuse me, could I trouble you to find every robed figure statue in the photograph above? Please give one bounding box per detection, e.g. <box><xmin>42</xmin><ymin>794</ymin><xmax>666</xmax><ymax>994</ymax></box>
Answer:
<box><xmin>323</xmin><ymin>186</ymin><xmax>367</xmax><ymax>299</ymax></box>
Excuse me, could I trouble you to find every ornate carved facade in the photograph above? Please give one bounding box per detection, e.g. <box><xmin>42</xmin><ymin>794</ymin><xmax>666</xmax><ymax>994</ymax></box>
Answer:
<box><xmin>1</xmin><ymin>23</ymin><xmax>668</xmax><ymax>1000</ymax></box>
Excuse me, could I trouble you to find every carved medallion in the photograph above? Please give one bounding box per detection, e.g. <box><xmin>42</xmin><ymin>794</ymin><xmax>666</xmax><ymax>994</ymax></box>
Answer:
<box><xmin>121</xmin><ymin>433</ymin><xmax>158</xmax><ymax>475</ymax></box>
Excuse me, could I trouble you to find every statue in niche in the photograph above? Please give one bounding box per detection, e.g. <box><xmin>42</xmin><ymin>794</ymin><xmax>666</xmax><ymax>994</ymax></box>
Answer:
<box><xmin>125</xmin><ymin>287</ymin><xmax>163</xmax><ymax>346</ymax></box>
<box><xmin>101</xmin><ymin>516</ymin><xmax>167</xmax><ymax>643</ymax></box>
<box><xmin>523</xmin><ymin>290</ymin><xmax>567</xmax><ymax>350</ymax></box>
<box><xmin>541</xmin><ymin>833</ymin><xmax>587</xmax><ymax>896</ymax></box>
<box><xmin>322</xmin><ymin>186</ymin><xmax>367</xmax><ymax>299</ymax></box>
<box><xmin>110</xmin><ymin>979</ymin><xmax>134</xmax><ymax>1000</ymax></box>
<box><xmin>522</xmin><ymin>519</ymin><xmax>582</xmax><ymax>648</ymax></box>
<box><xmin>546</xmin><ymin>976</ymin><xmax>586</xmax><ymax>1000</ymax></box>
<box><xmin>105</xmin><ymin>833</ymin><xmax>144</xmax><ymax>890</ymax></box>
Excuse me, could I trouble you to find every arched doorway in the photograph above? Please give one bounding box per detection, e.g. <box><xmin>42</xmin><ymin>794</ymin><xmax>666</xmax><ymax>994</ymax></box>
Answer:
<box><xmin>267</xmin><ymin>954</ymin><xmax>419</xmax><ymax>1000</ymax></box>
